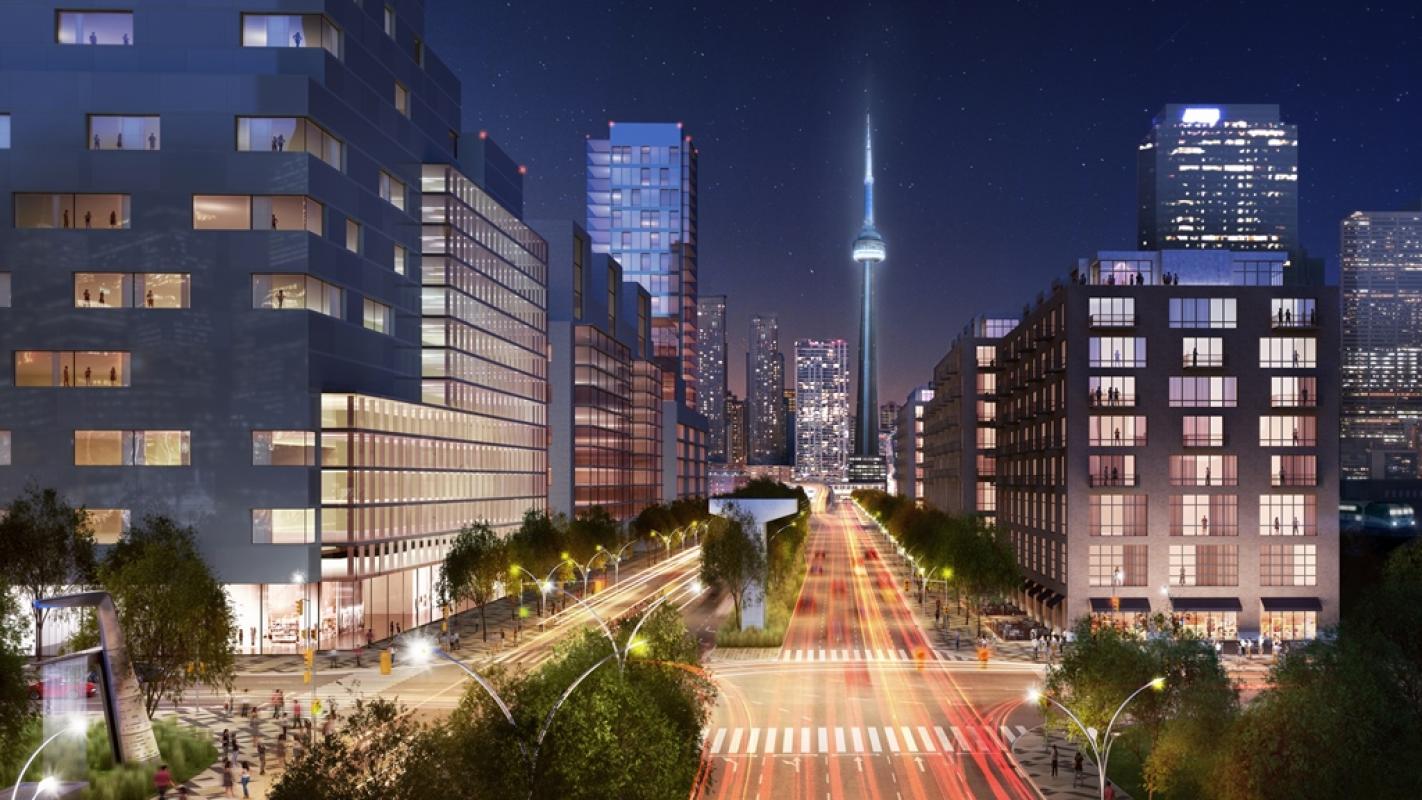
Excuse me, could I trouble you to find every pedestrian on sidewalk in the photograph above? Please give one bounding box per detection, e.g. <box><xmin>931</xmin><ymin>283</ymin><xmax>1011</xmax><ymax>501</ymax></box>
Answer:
<box><xmin>1073</xmin><ymin>751</ymin><xmax>1084</xmax><ymax>786</ymax></box>
<box><xmin>1105</xmin><ymin>780</ymin><xmax>1116</xmax><ymax>800</ymax></box>
<box><xmin>276</xmin><ymin>732</ymin><xmax>287</xmax><ymax>766</ymax></box>
<box><xmin>257</xmin><ymin>739</ymin><xmax>266</xmax><ymax>774</ymax></box>
<box><xmin>1051</xmin><ymin>745</ymin><xmax>1059</xmax><ymax>777</ymax></box>
<box><xmin>222</xmin><ymin>760</ymin><xmax>236</xmax><ymax>797</ymax></box>
<box><xmin>154</xmin><ymin>763</ymin><xmax>173</xmax><ymax>798</ymax></box>
<box><xmin>240</xmin><ymin>761</ymin><xmax>252</xmax><ymax>798</ymax></box>
<box><xmin>955</xmin><ymin>631</ymin><xmax>961</xmax><ymax>650</ymax></box>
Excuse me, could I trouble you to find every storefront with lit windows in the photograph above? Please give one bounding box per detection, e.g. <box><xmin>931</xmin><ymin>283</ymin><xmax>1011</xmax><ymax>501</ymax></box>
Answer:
<box><xmin>1171</xmin><ymin>598</ymin><xmax>1241</xmax><ymax>642</ymax></box>
<box><xmin>1260</xmin><ymin>597</ymin><xmax>1320</xmax><ymax>641</ymax></box>
<box><xmin>1088</xmin><ymin>597</ymin><xmax>1153</xmax><ymax>632</ymax></box>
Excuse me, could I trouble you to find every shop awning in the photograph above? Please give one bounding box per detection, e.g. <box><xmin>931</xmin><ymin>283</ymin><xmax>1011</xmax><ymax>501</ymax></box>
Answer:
<box><xmin>1044</xmin><ymin>592</ymin><xmax>1064</xmax><ymax>608</ymax></box>
<box><xmin>1171</xmin><ymin>597</ymin><xmax>1242</xmax><ymax>612</ymax></box>
<box><xmin>1260</xmin><ymin>597</ymin><xmax>1322</xmax><ymax>612</ymax></box>
<box><xmin>1089</xmin><ymin>597</ymin><xmax>1151</xmax><ymax>613</ymax></box>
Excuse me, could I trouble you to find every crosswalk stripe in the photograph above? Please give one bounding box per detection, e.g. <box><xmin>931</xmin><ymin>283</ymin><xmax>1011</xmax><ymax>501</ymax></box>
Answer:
<box><xmin>917</xmin><ymin>726</ymin><xmax>936</xmax><ymax>752</ymax></box>
<box><xmin>952</xmin><ymin>727</ymin><xmax>971</xmax><ymax>751</ymax></box>
<box><xmin>875</xmin><ymin>648</ymin><xmax>887</xmax><ymax>661</ymax></box>
<box><xmin>728</xmin><ymin>728</ymin><xmax>743</xmax><ymax>754</ymax></box>
<box><xmin>710</xmin><ymin>728</ymin><xmax>727</xmax><ymax>755</ymax></box>
<box><xmin>934</xmin><ymin>726</ymin><xmax>953</xmax><ymax>751</ymax></box>
<box><xmin>968</xmin><ymin>727</ymin><xmax>984</xmax><ymax>751</ymax></box>
<box><xmin>834</xmin><ymin>726</ymin><xmax>847</xmax><ymax>753</ymax></box>
<box><xmin>837</xmin><ymin>649</ymin><xmax>847</xmax><ymax>661</ymax></box>
<box><xmin>800</xmin><ymin>727</ymin><xmax>811</xmax><ymax>754</ymax></box>
<box><xmin>782</xmin><ymin>727</ymin><xmax>794</xmax><ymax>754</ymax></box>
<box><xmin>853</xmin><ymin>648</ymin><xmax>862</xmax><ymax>660</ymax></box>
<box><xmin>761</xmin><ymin>727</ymin><xmax>773</xmax><ymax>755</ymax></box>
<box><xmin>817</xmin><ymin>727</ymin><xmax>829</xmax><ymax>754</ymax></box>
<box><xmin>898</xmin><ymin>648</ymin><xmax>910</xmax><ymax>660</ymax></box>
<box><xmin>884</xmin><ymin>727</ymin><xmax>901</xmax><ymax>752</ymax></box>
<box><xmin>851</xmin><ymin>727</ymin><xmax>865</xmax><ymax>753</ymax></box>
<box><xmin>792</xmin><ymin>649</ymin><xmax>801</xmax><ymax>662</ymax></box>
<box><xmin>868</xmin><ymin>727</ymin><xmax>883</xmax><ymax>753</ymax></box>
<box><xmin>999</xmin><ymin>725</ymin><xmax>1015</xmax><ymax>744</ymax></box>
<box><xmin>818</xmin><ymin>648</ymin><xmax>826</xmax><ymax>661</ymax></box>
<box><xmin>781</xmin><ymin>650</ymin><xmax>791</xmax><ymax>661</ymax></box>
<box><xmin>1016</xmin><ymin>725</ymin><xmax>1029</xmax><ymax>738</ymax></box>
<box><xmin>900</xmin><ymin>726</ymin><xmax>919</xmax><ymax>753</ymax></box>
<box><xmin>746</xmin><ymin>727</ymin><xmax>760</xmax><ymax>754</ymax></box>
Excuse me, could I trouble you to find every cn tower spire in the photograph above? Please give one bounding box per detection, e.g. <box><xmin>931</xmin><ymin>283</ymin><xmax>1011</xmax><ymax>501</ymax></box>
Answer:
<box><xmin>864</xmin><ymin>113</ymin><xmax>875</xmax><ymax>225</ymax></box>
<box><xmin>850</xmin><ymin>110</ymin><xmax>886</xmax><ymax>478</ymax></box>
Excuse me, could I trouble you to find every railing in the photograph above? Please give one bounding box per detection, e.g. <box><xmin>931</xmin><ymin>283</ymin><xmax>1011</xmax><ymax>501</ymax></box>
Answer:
<box><xmin>1089</xmin><ymin>394</ymin><xmax>1137</xmax><ymax>408</ymax></box>
<box><xmin>1089</xmin><ymin>314</ymin><xmax>1136</xmax><ymax>328</ymax></box>
<box><xmin>1089</xmin><ymin>474</ymin><xmax>1139</xmax><ymax>487</ymax></box>
<box><xmin>1272</xmin><ymin>474</ymin><xmax>1317</xmax><ymax>487</ymax></box>
<box><xmin>1182</xmin><ymin>435</ymin><xmax>1225</xmax><ymax>447</ymax></box>
<box><xmin>1183</xmin><ymin>354</ymin><xmax>1225</xmax><ymax>368</ymax></box>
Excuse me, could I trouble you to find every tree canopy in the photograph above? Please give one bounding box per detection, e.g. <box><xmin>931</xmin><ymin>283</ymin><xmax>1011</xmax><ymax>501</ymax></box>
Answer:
<box><xmin>437</xmin><ymin>522</ymin><xmax>509</xmax><ymax>642</ymax></box>
<box><xmin>0</xmin><ymin>486</ymin><xmax>96</xmax><ymax>658</ymax></box>
<box><xmin>698</xmin><ymin>512</ymin><xmax>767</xmax><ymax>628</ymax></box>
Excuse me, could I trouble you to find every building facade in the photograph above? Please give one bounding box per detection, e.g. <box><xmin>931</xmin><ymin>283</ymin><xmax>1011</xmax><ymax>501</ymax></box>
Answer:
<box><xmin>1340</xmin><ymin>210</ymin><xmax>1422</xmax><ymax>479</ymax></box>
<box><xmin>586</xmin><ymin>121</ymin><xmax>706</xmax><ymax>501</ymax></box>
<box><xmin>893</xmin><ymin>386</ymin><xmax>934</xmax><ymax>502</ymax></box>
<box><xmin>747</xmin><ymin>313</ymin><xmax>786</xmax><ymax>464</ymax></box>
<box><xmin>997</xmin><ymin>251</ymin><xmax>1338</xmax><ymax>645</ymax></box>
<box><xmin>793</xmin><ymin>339</ymin><xmax>850</xmax><ymax>481</ymax></box>
<box><xmin>537</xmin><ymin>220</ymin><xmax>660</xmax><ymax>522</ymax></box>
<box><xmin>1137</xmin><ymin>104</ymin><xmax>1298</xmax><ymax>256</ymax></box>
<box><xmin>922</xmin><ymin>317</ymin><xmax>1014</xmax><ymax>520</ymax></box>
<box><xmin>696</xmin><ymin>294</ymin><xmax>728</xmax><ymax>462</ymax></box>
<box><xmin>0</xmin><ymin>1</ymin><xmax>549</xmax><ymax>651</ymax></box>
<box><xmin>726</xmin><ymin>392</ymin><xmax>747</xmax><ymax>468</ymax></box>
<box><xmin>879</xmin><ymin>401</ymin><xmax>900</xmax><ymax>493</ymax></box>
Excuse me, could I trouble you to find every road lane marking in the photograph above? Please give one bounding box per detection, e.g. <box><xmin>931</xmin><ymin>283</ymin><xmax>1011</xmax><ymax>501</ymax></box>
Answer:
<box><xmin>728</xmin><ymin>728</ymin><xmax>743</xmax><ymax>754</ymax></box>
<box><xmin>747</xmin><ymin>727</ymin><xmax>760</xmax><ymax>754</ymax></box>
<box><xmin>884</xmin><ymin>727</ymin><xmax>900</xmax><ymax>752</ymax></box>
<box><xmin>900</xmin><ymin>726</ymin><xmax>919</xmax><ymax>753</ymax></box>
<box><xmin>710</xmin><ymin>728</ymin><xmax>727</xmax><ymax>754</ymax></box>
<box><xmin>817</xmin><ymin>727</ymin><xmax>829</xmax><ymax>753</ymax></box>
<box><xmin>851</xmin><ymin>727</ymin><xmax>865</xmax><ymax>753</ymax></box>
<box><xmin>934</xmin><ymin>726</ymin><xmax>953</xmax><ymax>751</ymax></box>
<box><xmin>835</xmin><ymin>726</ymin><xmax>847</xmax><ymax>753</ymax></box>
<box><xmin>917</xmin><ymin>726</ymin><xmax>936</xmax><ymax>752</ymax></box>
<box><xmin>952</xmin><ymin>727</ymin><xmax>971</xmax><ymax>751</ymax></box>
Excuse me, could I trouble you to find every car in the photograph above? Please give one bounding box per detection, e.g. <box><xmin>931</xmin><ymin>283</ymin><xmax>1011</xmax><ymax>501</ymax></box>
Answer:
<box><xmin>28</xmin><ymin>678</ymin><xmax>97</xmax><ymax>701</ymax></box>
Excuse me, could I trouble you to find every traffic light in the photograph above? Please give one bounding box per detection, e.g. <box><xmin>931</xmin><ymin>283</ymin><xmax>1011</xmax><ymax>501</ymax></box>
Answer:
<box><xmin>379</xmin><ymin>649</ymin><xmax>392</xmax><ymax>675</ymax></box>
<box><xmin>303</xmin><ymin>648</ymin><xmax>314</xmax><ymax>667</ymax></box>
<box><xmin>295</xmin><ymin>599</ymin><xmax>304</xmax><ymax>615</ymax></box>
<box><xmin>302</xmin><ymin>669</ymin><xmax>311</xmax><ymax>685</ymax></box>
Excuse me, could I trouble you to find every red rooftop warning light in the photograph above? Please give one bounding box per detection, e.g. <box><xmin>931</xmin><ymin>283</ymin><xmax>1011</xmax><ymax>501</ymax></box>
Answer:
<box><xmin>478</xmin><ymin>130</ymin><xmax>488</xmax><ymax>139</ymax></box>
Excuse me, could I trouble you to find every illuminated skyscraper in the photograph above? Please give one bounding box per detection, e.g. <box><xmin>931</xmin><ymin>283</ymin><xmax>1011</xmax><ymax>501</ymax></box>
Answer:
<box><xmin>794</xmin><ymin>339</ymin><xmax>850</xmax><ymax>481</ymax></box>
<box><xmin>894</xmin><ymin>387</ymin><xmax>934</xmax><ymax>502</ymax></box>
<box><xmin>697</xmin><ymin>295</ymin><xmax>728</xmax><ymax>461</ymax></box>
<box><xmin>726</xmin><ymin>393</ymin><xmax>748</xmax><ymax>468</ymax></box>
<box><xmin>747</xmin><ymin>313</ymin><xmax>786</xmax><ymax>464</ymax></box>
<box><xmin>1341</xmin><ymin>210</ymin><xmax>1422</xmax><ymax>479</ymax></box>
<box><xmin>849</xmin><ymin>114</ymin><xmax>888</xmax><ymax>484</ymax></box>
<box><xmin>1137</xmin><ymin>104</ymin><xmax>1298</xmax><ymax>255</ymax></box>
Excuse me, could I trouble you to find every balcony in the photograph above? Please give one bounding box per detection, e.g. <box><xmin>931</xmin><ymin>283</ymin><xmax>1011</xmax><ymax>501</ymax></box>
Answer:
<box><xmin>1183</xmin><ymin>434</ymin><xmax>1226</xmax><ymax>447</ymax></box>
<box><xmin>1182</xmin><ymin>353</ymin><xmax>1225</xmax><ymax>368</ymax></box>
<box><xmin>1089</xmin><ymin>474</ymin><xmax>1139</xmax><ymax>487</ymax></box>
<box><xmin>1088</xmin><ymin>313</ymin><xmax>1136</xmax><ymax>329</ymax></box>
<box><xmin>1089</xmin><ymin>393</ymin><xmax>1136</xmax><ymax>408</ymax></box>
<box><xmin>1272</xmin><ymin>473</ymin><xmax>1317</xmax><ymax>488</ymax></box>
<box><xmin>1270</xmin><ymin>310</ymin><xmax>1318</xmax><ymax>329</ymax></box>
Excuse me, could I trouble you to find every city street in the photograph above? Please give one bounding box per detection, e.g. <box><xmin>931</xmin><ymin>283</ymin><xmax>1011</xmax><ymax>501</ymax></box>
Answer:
<box><xmin>697</xmin><ymin>503</ymin><xmax>1042</xmax><ymax>800</ymax></box>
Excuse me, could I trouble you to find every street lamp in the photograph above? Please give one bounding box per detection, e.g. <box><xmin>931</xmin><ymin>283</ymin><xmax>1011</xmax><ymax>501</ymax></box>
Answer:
<box><xmin>10</xmin><ymin>717</ymin><xmax>86</xmax><ymax>800</ymax></box>
<box><xmin>605</xmin><ymin>539</ymin><xmax>640</xmax><ymax>584</ymax></box>
<box><xmin>1026</xmin><ymin>677</ymin><xmax>1166</xmax><ymax>800</ymax></box>
<box><xmin>510</xmin><ymin>562</ymin><xmax>570</xmax><ymax>618</ymax></box>
<box><xmin>564</xmin><ymin>548</ymin><xmax>608</xmax><ymax>597</ymax></box>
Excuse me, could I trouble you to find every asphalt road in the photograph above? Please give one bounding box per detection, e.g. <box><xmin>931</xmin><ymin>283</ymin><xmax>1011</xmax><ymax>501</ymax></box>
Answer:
<box><xmin>696</xmin><ymin>502</ymin><xmax>1043</xmax><ymax>800</ymax></box>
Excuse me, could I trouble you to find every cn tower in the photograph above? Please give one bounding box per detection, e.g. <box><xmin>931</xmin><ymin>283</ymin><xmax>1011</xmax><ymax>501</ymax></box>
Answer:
<box><xmin>849</xmin><ymin>114</ymin><xmax>887</xmax><ymax>484</ymax></box>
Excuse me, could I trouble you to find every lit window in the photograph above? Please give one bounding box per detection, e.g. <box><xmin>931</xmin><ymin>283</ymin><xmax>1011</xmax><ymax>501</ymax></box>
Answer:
<box><xmin>384</xmin><ymin>5</ymin><xmax>396</xmax><ymax>36</ymax></box>
<box><xmin>0</xmin><ymin>273</ymin><xmax>10</xmax><ymax>307</ymax></box>
<box><xmin>378</xmin><ymin>171</ymin><xmax>406</xmax><ymax>211</ymax></box>
<box><xmin>1089</xmin><ymin>495</ymin><xmax>1147</xmax><ymax>536</ymax></box>
<box><xmin>1169</xmin><ymin>544</ymin><xmax>1238</xmax><ymax>586</ymax></box>
<box><xmin>1270</xmin><ymin>376</ymin><xmax>1317</xmax><ymax>407</ymax></box>
<box><xmin>56</xmin><ymin>11</ymin><xmax>133</xmax><ymax>45</ymax></box>
<box><xmin>237</xmin><ymin>117</ymin><xmax>342</xmax><ymax>170</ymax></box>
<box><xmin>1260</xmin><ymin>495</ymin><xmax>1317</xmax><ymax>536</ymax></box>
<box><xmin>1259</xmin><ymin>415</ymin><xmax>1316</xmax><ymax>447</ymax></box>
<box><xmin>15</xmin><ymin>351</ymin><xmax>130</xmax><ymax>388</ymax></box>
<box><xmin>1169</xmin><ymin>454</ymin><xmax>1237</xmax><ymax>486</ymax></box>
<box><xmin>394</xmin><ymin>82</ymin><xmax>410</xmax><ymax>116</ymax></box>
<box><xmin>1261</xmin><ymin>544</ymin><xmax>1316</xmax><ymax>586</ymax></box>
<box><xmin>14</xmin><ymin>194</ymin><xmax>130</xmax><ymax>229</ymax></box>
<box><xmin>74</xmin><ymin>430</ymin><xmax>189</xmax><ymax>466</ymax></box>
<box><xmin>88</xmin><ymin>115</ymin><xmax>160</xmax><ymax>151</ymax></box>
<box><xmin>252</xmin><ymin>431</ymin><xmax>316</xmax><ymax>466</ymax></box>
<box><xmin>1181</xmin><ymin>337</ymin><xmax>1224</xmax><ymax>367</ymax></box>
<box><xmin>251</xmin><ymin>509</ymin><xmax>315</xmax><ymax>544</ymax></box>
<box><xmin>73</xmin><ymin>273</ymin><xmax>190</xmax><ymax>309</ymax></box>
<box><xmin>1170</xmin><ymin>495</ymin><xmax>1237</xmax><ymax>536</ymax></box>
<box><xmin>345</xmin><ymin>219</ymin><xmax>361</xmax><ymax>253</ymax></box>
<box><xmin>0</xmin><ymin>114</ymin><xmax>9</xmax><ymax>149</ymax></box>
<box><xmin>1088</xmin><ymin>337</ymin><xmax>1146</xmax><ymax>367</ymax></box>
<box><xmin>1088</xmin><ymin>376</ymin><xmax>1135</xmax><ymax>407</ymax></box>
<box><xmin>86</xmin><ymin>509</ymin><xmax>130</xmax><ymax>545</ymax></box>
<box><xmin>1088</xmin><ymin>415</ymin><xmax>1147</xmax><ymax>446</ymax></box>
<box><xmin>1271</xmin><ymin>455</ymin><xmax>1317</xmax><ymax>487</ymax></box>
<box><xmin>393</xmin><ymin>244</ymin><xmax>407</xmax><ymax>275</ymax></box>
<box><xmin>1087</xmin><ymin>297</ymin><xmax>1135</xmax><ymax>327</ymax></box>
<box><xmin>251</xmin><ymin>274</ymin><xmax>343</xmax><ymax>319</ymax></box>
<box><xmin>1259</xmin><ymin>337</ymin><xmax>1317</xmax><ymax>368</ymax></box>
<box><xmin>1182</xmin><ymin>416</ymin><xmax>1224</xmax><ymax>447</ymax></box>
<box><xmin>1270</xmin><ymin>298</ymin><xmax>1317</xmax><ymax>328</ymax></box>
<box><xmin>0</xmin><ymin>430</ymin><xmax>10</xmax><ymax>465</ymax></box>
<box><xmin>1088</xmin><ymin>544</ymin><xmax>1146</xmax><ymax>586</ymax></box>
<box><xmin>1168</xmin><ymin>376</ymin><xmax>1237</xmax><ymax>407</ymax></box>
<box><xmin>1168</xmin><ymin>298</ymin><xmax>1237</xmax><ymax>329</ymax></box>
<box><xmin>192</xmin><ymin>195</ymin><xmax>324</xmax><ymax>234</ymax></box>
<box><xmin>240</xmin><ymin>14</ymin><xmax>340</xmax><ymax>58</ymax></box>
<box><xmin>362</xmin><ymin>298</ymin><xmax>391</xmax><ymax>334</ymax></box>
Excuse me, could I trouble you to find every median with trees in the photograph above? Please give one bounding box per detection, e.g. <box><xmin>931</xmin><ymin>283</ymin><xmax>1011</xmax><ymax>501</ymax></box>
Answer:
<box><xmin>702</xmin><ymin>479</ymin><xmax>809</xmax><ymax>648</ymax></box>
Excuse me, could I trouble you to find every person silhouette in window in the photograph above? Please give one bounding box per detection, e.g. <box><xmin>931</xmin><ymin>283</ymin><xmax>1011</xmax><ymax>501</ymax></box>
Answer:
<box><xmin>1204</xmin><ymin>464</ymin><xmax>1212</xmax><ymax>486</ymax></box>
<box><xmin>1110</xmin><ymin>466</ymin><xmax>1120</xmax><ymax>484</ymax></box>
<box><xmin>83</xmin><ymin>289</ymin><xmax>91</xmax><ymax>307</ymax></box>
<box><xmin>1292</xmin><ymin>516</ymin><xmax>1300</xmax><ymax>535</ymax></box>
<box><xmin>277</xmin><ymin>134</ymin><xmax>286</xmax><ymax>151</ymax></box>
<box><xmin>271</xmin><ymin>213</ymin><xmax>279</xmax><ymax>229</ymax></box>
<box><xmin>292</xmin><ymin>30</ymin><xmax>303</xmax><ymax>48</ymax></box>
<box><xmin>84</xmin><ymin>211</ymin><xmax>92</xmax><ymax>229</ymax></box>
<box><xmin>89</xmin><ymin>31</ymin><xmax>97</xmax><ymax>45</ymax></box>
<box><xmin>1277</xmin><ymin>306</ymin><xmax>1284</xmax><ymax>324</ymax></box>
<box><xmin>62</xmin><ymin>365</ymin><xmax>71</xmax><ymax>386</ymax></box>
<box><xmin>1278</xmin><ymin>467</ymin><xmax>1287</xmax><ymax>485</ymax></box>
<box><xmin>1191</xmin><ymin>345</ymin><xmax>1198</xmax><ymax>367</ymax></box>
<box><xmin>109</xmin><ymin>210</ymin><xmax>117</xmax><ymax>228</ymax></box>
<box><xmin>93</xmin><ymin>134</ymin><xmax>101</xmax><ymax>150</ymax></box>
<box><xmin>146</xmin><ymin>289</ymin><xmax>154</xmax><ymax>307</ymax></box>
<box><xmin>98</xmin><ymin>288</ymin><xmax>106</xmax><ymax>306</ymax></box>
<box><xmin>1113</xmin><ymin>427</ymin><xmax>1121</xmax><ymax>443</ymax></box>
<box><xmin>63</xmin><ymin>209</ymin><xmax>70</xmax><ymax>228</ymax></box>
<box><xmin>116</xmin><ymin>132</ymin><xmax>123</xmax><ymax>149</ymax></box>
<box><xmin>109</xmin><ymin>366</ymin><xmax>117</xmax><ymax>385</ymax></box>
<box><xmin>148</xmin><ymin>132</ymin><xmax>157</xmax><ymax>150</ymax></box>
<box><xmin>1292</xmin><ymin>349</ymin><xmax>1300</xmax><ymax>367</ymax></box>
<box><xmin>84</xmin><ymin>366</ymin><xmax>92</xmax><ymax>385</ymax></box>
<box><xmin>1292</xmin><ymin>426</ymin><xmax>1299</xmax><ymax>445</ymax></box>
<box><xmin>271</xmin><ymin>135</ymin><xmax>279</xmax><ymax>152</ymax></box>
<box><xmin>1274</xmin><ymin>516</ymin><xmax>1281</xmax><ymax>535</ymax></box>
<box><xmin>122</xmin><ymin>32</ymin><xmax>129</xmax><ymax>45</ymax></box>
<box><xmin>1285</xmin><ymin>308</ymin><xmax>1293</xmax><ymax>324</ymax></box>
<box><xmin>276</xmin><ymin>288</ymin><xmax>285</xmax><ymax>309</ymax></box>
<box><xmin>1201</xmin><ymin>515</ymin><xmax>1209</xmax><ymax>535</ymax></box>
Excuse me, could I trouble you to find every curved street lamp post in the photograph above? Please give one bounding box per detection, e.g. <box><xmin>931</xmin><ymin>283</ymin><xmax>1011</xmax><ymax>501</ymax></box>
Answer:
<box><xmin>1027</xmin><ymin>677</ymin><xmax>1166</xmax><ymax>800</ymax></box>
<box><xmin>10</xmin><ymin>718</ymin><xmax>87</xmax><ymax>800</ymax></box>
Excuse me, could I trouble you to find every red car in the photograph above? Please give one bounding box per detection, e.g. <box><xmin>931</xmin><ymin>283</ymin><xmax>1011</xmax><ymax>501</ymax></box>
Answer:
<box><xmin>28</xmin><ymin>678</ymin><xmax>97</xmax><ymax>701</ymax></box>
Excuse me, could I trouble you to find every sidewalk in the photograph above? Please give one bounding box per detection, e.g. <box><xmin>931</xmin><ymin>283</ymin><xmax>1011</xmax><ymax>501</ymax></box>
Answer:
<box><xmin>1012</xmin><ymin>727</ymin><xmax>1133</xmax><ymax>800</ymax></box>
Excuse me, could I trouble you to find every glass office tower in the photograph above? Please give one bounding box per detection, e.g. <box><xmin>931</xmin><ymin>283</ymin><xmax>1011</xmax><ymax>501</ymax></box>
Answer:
<box><xmin>697</xmin><ymin>295</ymin><xmax>728</xmax><ymax>461</ymax></box>
<box><xmin>794</xmin><ymin>339</ymin><xmax>850</xmax><ymax>481</ymax></box>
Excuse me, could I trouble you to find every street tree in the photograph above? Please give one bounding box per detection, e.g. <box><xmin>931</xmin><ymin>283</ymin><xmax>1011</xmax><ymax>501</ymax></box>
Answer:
<box><xmin>0</xmin><ymin>577</ymin><xmax>35</xmax><ymax>774</ymax></box>
<box><xmin>269</xmin><ymin>697</ymin><xmax>455</xmax><ymax>800</ymax></box>
<box><xmin>567</xmin><ymin>506</ymin><xmax>621</xmax><ymax>562</ymax></box>
<box><xmin>97</xmin><ymin>515</ymin><xmax>236</xmax><ymax>717</ymax></box>
<box><xmin>698</xmin><ymin>512</ymin><xmax>766</xmax><ymax>628</ymax></box>
<box><xmin>0</xmin><ymin>486</ymin><xmax>96</xmax><ymax>658</ymax></box>
<box><xmin>437</xmin><ymin>522</ymin><xmax>508</xmax><ymax>642</ymax></box>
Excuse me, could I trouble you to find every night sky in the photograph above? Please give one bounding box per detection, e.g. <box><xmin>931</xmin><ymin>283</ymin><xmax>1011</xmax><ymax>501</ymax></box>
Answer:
<box><xmin>425</xmin><ymin>1</ymin><xmax>1422</xmax><ymax>404</ymax></box>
